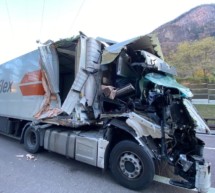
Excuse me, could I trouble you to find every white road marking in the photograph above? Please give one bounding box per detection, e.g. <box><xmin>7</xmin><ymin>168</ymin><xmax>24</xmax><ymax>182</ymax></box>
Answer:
<box><xmin>205</xmin><ymin>147</ymin><xmax>215</xmax><ymax>150</ymax></box>
<box><xmin>197</xmin><ymin>133</ymin><xmax>215</xmax><ymax>137</ymax></box>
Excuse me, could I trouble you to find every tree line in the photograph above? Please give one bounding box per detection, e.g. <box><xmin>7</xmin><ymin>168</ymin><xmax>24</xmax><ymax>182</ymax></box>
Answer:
<box><xmin>165</xmin><ymin>37</ymin><xmax>215</xmax><ymax>83</ymax></box>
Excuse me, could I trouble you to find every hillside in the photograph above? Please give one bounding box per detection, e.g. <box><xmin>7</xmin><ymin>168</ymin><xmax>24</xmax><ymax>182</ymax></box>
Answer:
<box><xmin>153</xmin><ymin>4</ymin><xmax>215</xmax><ymax>56</ymax></box>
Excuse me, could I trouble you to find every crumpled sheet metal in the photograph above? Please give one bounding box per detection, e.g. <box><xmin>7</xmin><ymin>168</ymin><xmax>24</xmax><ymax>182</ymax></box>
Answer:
<box><xmin>101</xmin><ymin>34</ymin><xmax>164</xmax><ymax>65</ymax></box>
<box><xmin>34</xmin><ymin>70</ymin><xmax>61</xmax><ymax>119</ymax></box>
<box><xmin>38</xmin><ymin>42</ymin><xmax>59</xmax><ymax>94</ymax></box>
<box><xmin>183</xmin><ymin>98</ymin><xmax>210</xmax><ymax>133</ymax></box>
<box><xmin>42</xmin><ymin>116</ymin><xmax>92</xmax><ymax>128</ymax></box>
<box><xmin>126</xmin><ymin>112</ymin><xmax>170</xmax><ymax>139</ymax></box>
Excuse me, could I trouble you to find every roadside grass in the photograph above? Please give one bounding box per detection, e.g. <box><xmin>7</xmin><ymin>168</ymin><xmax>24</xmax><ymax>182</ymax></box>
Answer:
<box><xmin>194</xmin><ymin>104</ymin><xmax>215</xmax><ymax>118</ymax></box>
<box><xmin>194</xmin><ymin>104</ymin><xmax>215</xmax><ymax>125</ymax></box>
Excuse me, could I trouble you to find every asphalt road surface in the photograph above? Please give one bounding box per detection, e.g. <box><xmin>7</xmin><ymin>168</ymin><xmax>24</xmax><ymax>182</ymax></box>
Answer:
<box><xmin>0</xmin><ymin>133</ymin><xmax>214</xmax><ymax>193</ymax></box>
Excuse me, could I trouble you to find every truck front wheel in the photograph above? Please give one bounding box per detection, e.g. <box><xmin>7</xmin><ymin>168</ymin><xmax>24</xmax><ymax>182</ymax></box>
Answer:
<box><xmin>109</xmin><ymin>140</ymin><xmax>155</xmax><ymax>190</ymax></box>
<box><xmin>24</xmin><ymin>126</ymin><xmax>41</xmax><ymax>154</ymax></box>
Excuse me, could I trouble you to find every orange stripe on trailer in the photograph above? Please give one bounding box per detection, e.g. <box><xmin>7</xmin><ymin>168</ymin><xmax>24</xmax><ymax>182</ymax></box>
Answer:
<box><xmin>20</xmin><ymin>83</ymin><xmax>45</xmax><ymax>96</ymax></box>
<box><xmin>21</xmin><ymin>70</ymin><xmax>42</xmax><ymax>84</ymax></box>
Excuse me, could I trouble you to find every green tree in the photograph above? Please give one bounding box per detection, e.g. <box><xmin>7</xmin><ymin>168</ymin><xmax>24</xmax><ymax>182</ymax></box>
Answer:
<box><xmin>166</xmin><ymin>37</ymin><xmax>215</xmax><ymax>83</ymax></box>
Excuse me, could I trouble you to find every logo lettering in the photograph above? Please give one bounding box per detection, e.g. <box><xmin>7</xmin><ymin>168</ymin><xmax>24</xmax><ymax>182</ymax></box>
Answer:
<box><xmin>0</xmin><ymin>80</ymin><xmax>13</xmax><ymax>93</ymax></box>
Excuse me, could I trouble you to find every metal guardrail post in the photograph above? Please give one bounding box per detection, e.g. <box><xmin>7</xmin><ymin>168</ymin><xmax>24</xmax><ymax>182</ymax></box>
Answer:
<box><xmin>208</xmin><ymin>84</ymin><xmax>209</xmax><ymax>103</ymax></box>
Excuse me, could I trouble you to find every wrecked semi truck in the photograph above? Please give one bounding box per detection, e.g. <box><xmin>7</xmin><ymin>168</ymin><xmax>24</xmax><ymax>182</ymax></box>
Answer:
<box><xmin>0</xmin><ymin>33</ymin><xmax>211</xmax><ymax>192</ymax></box>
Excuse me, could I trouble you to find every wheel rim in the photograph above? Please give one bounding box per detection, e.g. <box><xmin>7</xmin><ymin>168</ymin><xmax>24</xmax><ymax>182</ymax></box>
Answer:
<box><xmin>28</xmin><ymin>131</ymin><xmax>36</xmax><ymax>146</ymax></box>
<box><xmin>119</xmin><ymin>152</ymin><xmax>143</xmax><ymax>179</ymax></box>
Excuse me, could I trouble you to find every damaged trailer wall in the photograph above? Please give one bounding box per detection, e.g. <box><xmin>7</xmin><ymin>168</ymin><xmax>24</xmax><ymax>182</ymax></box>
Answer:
<box><xmin>0</xmin><ymin>38</ymin><xmax>79</xmax><ymax>120</ymax></box>
<box><xmin>0</xmin><ymin>50</ymin><xmax>47</xmax><ymax>120</ymax></box>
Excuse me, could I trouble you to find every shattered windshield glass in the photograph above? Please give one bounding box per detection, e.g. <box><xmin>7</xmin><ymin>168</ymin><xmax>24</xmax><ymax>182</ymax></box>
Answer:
<box><xmin>145</xmin><ymin>73</ymin><xmax>193</xmax><ymax>98</ymax></box>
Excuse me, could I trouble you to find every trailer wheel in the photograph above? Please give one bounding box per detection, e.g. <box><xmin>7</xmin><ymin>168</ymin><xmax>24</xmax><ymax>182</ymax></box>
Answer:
<box><xmin>109</xmin><ymin>140</ymin><xmax>155</xmax><ymax>190</ymax></box>
<box><xmin>24</xmin><ymin>126</ymin><xmax>41</xmax><ymax>154</ymax></box>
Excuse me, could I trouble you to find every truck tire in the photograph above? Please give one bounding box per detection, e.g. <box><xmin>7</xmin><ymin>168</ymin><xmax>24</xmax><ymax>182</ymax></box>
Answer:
<box><xmin>109</xmin><ymin>140</ymin><xmax>155</xmax><ymax>190</ymax></box>
<box><xmin>24</xmin><ymin>126</ymin><xmax>41</xmax><ymax>154</ymax></box>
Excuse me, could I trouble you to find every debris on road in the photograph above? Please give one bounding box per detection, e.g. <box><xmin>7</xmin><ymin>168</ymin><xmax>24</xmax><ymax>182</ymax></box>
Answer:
<box><xmin>26</xmin><ymin>154</ymin><xmax>37</xmax><ymax>161</ymax></box>
<box><xmin>16</xmin><ymin>154</ymin><xmax>24</xmax><ymax>158</ymax></box>
<box><xmin>15</xmin><ymin>154</ymin><xmax>37</xmax><ymax>161</ymax></box>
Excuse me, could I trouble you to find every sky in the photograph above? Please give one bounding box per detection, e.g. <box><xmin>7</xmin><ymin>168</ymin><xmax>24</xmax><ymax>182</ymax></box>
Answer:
<box><xmin>0</xmin><ymin>0</ymin><xmax>214</xmax><ymax>64</ymax></box>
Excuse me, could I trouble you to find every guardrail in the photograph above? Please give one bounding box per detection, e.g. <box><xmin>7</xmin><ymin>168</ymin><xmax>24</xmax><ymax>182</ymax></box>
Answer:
<box><xmin>186</xmin><ymin>83</ymin><xmax>215</xmax><ymax>102</ymax></box>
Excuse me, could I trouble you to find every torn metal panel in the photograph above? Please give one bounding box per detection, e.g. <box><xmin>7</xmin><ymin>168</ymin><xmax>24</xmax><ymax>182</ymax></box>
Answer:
<box><xmin>38</xmin><ymin>41</ymin><xmax>59</xmax><ymax>94</ymax></box>
<box><xmin>61</xmin><ymin>35</ymin><xmax>88</xmax><ymax>115</ymax></box>
<box><xmin>84</xmin><ymin>38</ymin><xmax>102</xmax><ymax>107</ymax></box>
<box><xmin>84</xmin><ymin>74</ymin><xmax>97</xmax><ymax>105</ymax></box>
<box><xmin>34</xmin><ymin>70</ymin><xmax>61</xmax><ymax>119</ymax></box>
<box><xmin>43</xmin><ymin>115</ymin><xmax>92</xmax><ymax>128</ymax></box>
<box><xmin>35</xmin><ymin>107</ymin><xmax>62</xmax><ymax>119</ymax></box>
<box><xmin>61</xmin><ymin>36</ymin><xmax>102</xmax><ymax>115</ymax></box>
<box><xmin>147</xmin><ymin>34</ymin><xmax>164</xmax><ymax>60</ymax></box>
<box><xmin>101</xmin><ymin>34</ymin><xmax>164</xmax><ymax>65</ymax></box>
<box><xmin>85</xmin><ymin>38</ymin><xmax>101</xmax><ymax>72</ymax></box>
<box><xmin>61</xmin><ymin>89</ymin><xmax>82</xmax><ymax>115</ymax></box>
<box><xmin>126</xmin><ymin>118</ymin><xmax>152</xmax><ymax>137</ymax></box>
<box><xmin>72</xmin><ymin>70</ymin><xmax>89</xmax><ymax>92</ymax></box>
<box><xmin>126</xmin><ymin>112</ymin><xmax>169</xmax><ymax>138</ymax></box>
<box><xmin>96</xmin><ymin>36</ymin><xmax>117</xmax><ymax>45</ymax></box>
<box><xmin>145</xmin><ymin>73</ymin><xmax>193</xmax><ymax>97</ymax></box>
<box><xmin>105</xmin><ymin>36</ymin><xmax>142</xmax><ymax>54</ymax></box>
<box><xmin>101</xmin><ymin>51</ymin><xmax>119</xmax><ymax>66</ymax></box>
<box><xmin>183</xmin><ymin>98</ymin><xmax>210</xmax><ymax>133</ymax></box>
<box><xmin>141</xmin><ymin>51</ymin><xmax>177</xmax><ymax>76</ymax></box>
<box><xmin>76</xmin><ymin>35</ymin><xmax>87</xmax><ymax>74</ymax></box>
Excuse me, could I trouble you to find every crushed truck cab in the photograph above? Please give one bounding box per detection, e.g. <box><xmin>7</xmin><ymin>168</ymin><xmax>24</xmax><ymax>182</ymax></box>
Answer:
<box><xmin>0</xmin><ymin>33</ymin><xmax>211</xmax><ymax>192</ymax></box>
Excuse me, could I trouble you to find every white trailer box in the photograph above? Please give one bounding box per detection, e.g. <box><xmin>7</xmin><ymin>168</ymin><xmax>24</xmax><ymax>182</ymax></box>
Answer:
<box><xmin>0</xmin><ymin>50</ymin><xmax>53</xmax><ymax>120</ymax></box>
<box><xmin>0</xmin><ymin>34</ymin><xmax>102</xmax><ymax>123</ymax></box>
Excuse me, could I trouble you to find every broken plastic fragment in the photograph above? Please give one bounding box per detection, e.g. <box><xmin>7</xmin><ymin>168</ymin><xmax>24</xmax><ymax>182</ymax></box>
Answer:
<box><xmin>26</xmin><ymin>154</ymin><xmax>36</xmax><ymax>160</ymax></box>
